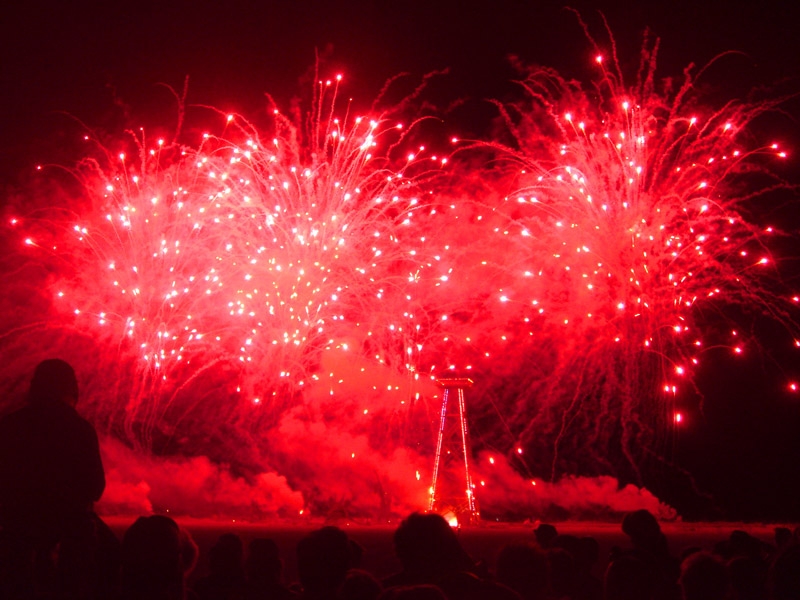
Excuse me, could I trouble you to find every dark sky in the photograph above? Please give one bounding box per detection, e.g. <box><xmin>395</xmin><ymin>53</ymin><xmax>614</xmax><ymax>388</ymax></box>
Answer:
<box><xmin>2</xmin><ymin>0</ymin><xmax>799</xmax><ymax>519</ymax></box>
<box><xmin>2</xmin><ymin>0</ymin><xmax>799</xmax><ymax>180</ymax></box>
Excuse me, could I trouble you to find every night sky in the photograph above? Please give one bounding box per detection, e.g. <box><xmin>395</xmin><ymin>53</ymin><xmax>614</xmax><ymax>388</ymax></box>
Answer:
<box><xmin>2</xmin><ymin>0</ymin><xmax>799</xmax><ymax>520</ymax></box>
<box><xmin>3</xmin><ymin>0</ymin><xmax>799</xmax><ymax>181</ymax></box>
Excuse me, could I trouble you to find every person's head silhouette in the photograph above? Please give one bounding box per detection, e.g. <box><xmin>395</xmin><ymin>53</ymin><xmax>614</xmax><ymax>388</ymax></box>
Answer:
<box><xmin>27</xmin><ymin>358</ymin><xmax>79</xmax><ymax>407</ymax></box>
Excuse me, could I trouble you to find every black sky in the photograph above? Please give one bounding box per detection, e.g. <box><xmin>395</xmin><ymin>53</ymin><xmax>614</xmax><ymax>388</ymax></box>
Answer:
<box><xmin>2</xmin><ymin>0</ymin><xmax>799</xmax><ymax>519</ymax></box>
<box><xmin>3</xmin><ymin>0</ymin><xmax>799</xmax><ymax>180</ymax></box>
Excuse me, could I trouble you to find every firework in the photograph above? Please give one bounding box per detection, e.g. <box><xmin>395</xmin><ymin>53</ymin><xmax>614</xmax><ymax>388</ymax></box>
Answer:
<box><xmin>4</xmin><ymin>76</ymin><xmax>455</xmax><ymax>457</ymax></box>
<box><xmin>447</xmin><ymin>35</ymin><xmax>797</xmax><ymax>482</ymax></box>
<box><xmin>0</xmin><ymin>40</ymin><xmax>795</xmax><ymax>517</ymax></box>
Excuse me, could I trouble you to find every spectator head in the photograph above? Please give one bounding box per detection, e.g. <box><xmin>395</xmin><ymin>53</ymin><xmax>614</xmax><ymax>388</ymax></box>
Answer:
<box><xmin>208</xmin><ymin>532</ymin><xmax>244</xmax><ymax>577</ymax></box>
<box><xmin>246</xmin><ymin>537</ymin><xmax>282</xmax><ymax>584</ymax></box>
<box><xmin>393</xmin><ymin>513</ymin><xmax>472</xmax><ymax>576</ymax></box>
<box><xmin>534</xmin><ymin>523</ymin><xmax>558</xmax><ymax>548</ymax></box>
<box><xmin>496</xmin><ymin>542</ymin><xmax>548</xmax><ymax>600</ymax></box>
<box><xmin>296</xmin><ymin>526</ymin><xmax>352</xmax><ymax>596</ymax></box>
<box><xmin>679</xmin><ymin>551</ymin><xmax>729</xmax><ymax>600</ymax></box>
<box><xmin>28</xmin><ymin>359</ymin><xmax>79</xmax><ymax>407</ymax></box>
<box><xmin>681</xmin><ymin>547</ymin><xmax>702</xmax><ymax>563</ymax></box>
<box><xmin>729</xmin><ymin>530</ymin><xmax>765</xmax><ymax>560</ymax></box>
<box><xmin>621</xmin><ymin>510</ymin><xmax>662</xmax><ymax>547</ymax></box>
<box><xmin>121</xmin><ymin>515</ymin><xmax>185</xmax><ymax>599</ymax></box>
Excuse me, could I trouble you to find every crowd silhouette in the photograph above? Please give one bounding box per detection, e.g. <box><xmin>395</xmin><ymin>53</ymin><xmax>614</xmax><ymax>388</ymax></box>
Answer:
<box><xmin>1</xmin><ymin>360</ymin><xmax>799</xmax><ymax>599</ymax></box>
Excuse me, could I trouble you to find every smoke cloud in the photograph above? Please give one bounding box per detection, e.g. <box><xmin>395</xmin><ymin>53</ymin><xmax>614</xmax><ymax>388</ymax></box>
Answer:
<box><xmin>98</xmin><ymin>438</ymin><xmax>304</xmax><ymax>519</ymax></box>
<box><xmin>97</xmin><ymin>434</ymin><xmax>675</xmax><ymax>521</ymax></box>
<box><xmin>472</xmin><ymin>453</ymin><xmax>677</xmax><ymax>521</ymax></box>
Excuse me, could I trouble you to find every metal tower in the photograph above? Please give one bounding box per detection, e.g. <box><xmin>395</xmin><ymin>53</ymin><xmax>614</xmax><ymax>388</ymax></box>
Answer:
<box><xmin>428</xmin><ymin>377</ymin><xmax>479</xmax><ymax>525</ymax></box>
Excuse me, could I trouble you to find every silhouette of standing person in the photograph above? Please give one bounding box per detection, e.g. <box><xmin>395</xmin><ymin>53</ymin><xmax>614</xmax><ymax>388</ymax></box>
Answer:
<box><xmin>0</xmin><ymin>358</ymin><xmax>107</xmax><ymax>598</ymax></box>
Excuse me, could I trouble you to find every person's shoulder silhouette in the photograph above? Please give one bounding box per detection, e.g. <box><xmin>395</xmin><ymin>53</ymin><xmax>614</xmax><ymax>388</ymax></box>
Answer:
<box><xmin>0</xmin><ymin>358</ymin><xmax>105</xmax><ymax>542</ymax></box>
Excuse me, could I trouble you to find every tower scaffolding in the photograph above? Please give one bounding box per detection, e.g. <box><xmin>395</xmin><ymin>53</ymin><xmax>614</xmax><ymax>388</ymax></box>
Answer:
<box><xmin>428</xmin><ymin>377</ymin><xmax>479</xmax><ymax>525</ymax></box>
